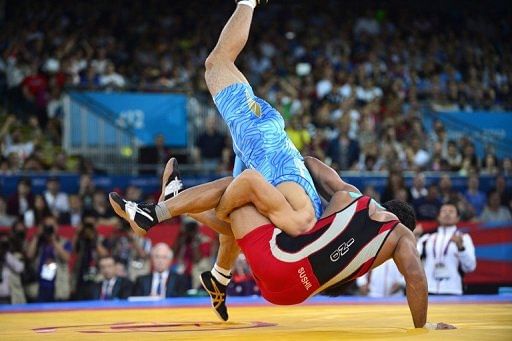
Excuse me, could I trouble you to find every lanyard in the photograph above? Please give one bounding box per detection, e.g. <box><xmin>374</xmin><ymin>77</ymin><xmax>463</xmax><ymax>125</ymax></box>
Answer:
<box><xmin>432</xmin><ymin>230</ymin><xmax>455</xmax><ymax>261</ymax></box>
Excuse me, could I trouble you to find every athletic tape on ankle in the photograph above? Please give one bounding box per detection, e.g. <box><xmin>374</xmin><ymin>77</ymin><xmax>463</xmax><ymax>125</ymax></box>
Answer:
<box><xmin>155</xmin><ymin>202</ymin><xmax>172</xmax><ymax>222</ymax></box>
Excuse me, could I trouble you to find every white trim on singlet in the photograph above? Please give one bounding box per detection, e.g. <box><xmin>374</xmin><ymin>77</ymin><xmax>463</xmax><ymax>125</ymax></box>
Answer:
<box><xmin>269</xmin><ymin>200</ymin><xmax>358</xmax><ymax>262</ymax></box>
<box><xmin>310</xmin><ymin>230</ymin><xmax>392</xmax><ymax>297</ymax></box>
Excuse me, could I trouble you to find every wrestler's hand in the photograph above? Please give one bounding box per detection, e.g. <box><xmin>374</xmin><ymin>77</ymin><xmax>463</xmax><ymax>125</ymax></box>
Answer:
<box><xmin>424</xmin><ymin>322</ymin><xmax>457</xmax><ymax>330</ymax></box>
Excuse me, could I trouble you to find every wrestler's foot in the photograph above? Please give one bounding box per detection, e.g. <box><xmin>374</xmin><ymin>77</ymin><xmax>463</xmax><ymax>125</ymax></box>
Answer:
<box><xmin>200</xmin><ymin>271</ymin><xmax>229</xmax><ymax>321</ymax></box>
<box><xmin>109</xmin><ymin>192</ymin><xmax>159</xmax><ymax>236</ymax></box>
<box><xmin>161</xmin><ymin>157</ymin><xmax>183</xmax><ymax>201</ymax></box>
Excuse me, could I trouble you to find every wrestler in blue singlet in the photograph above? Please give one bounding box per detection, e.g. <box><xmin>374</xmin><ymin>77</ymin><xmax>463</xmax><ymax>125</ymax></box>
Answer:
<box><xmin>213</xmin><ymin>82</ymin><xmax>323</xmax><ymax>218</ymax></box>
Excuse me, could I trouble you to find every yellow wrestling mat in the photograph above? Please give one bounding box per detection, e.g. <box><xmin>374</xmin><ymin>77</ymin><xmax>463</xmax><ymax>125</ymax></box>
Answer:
<box><xmin>0</xmin><ymin>301</ymin><xmax>511</xmax><ymax>340</ymax></box>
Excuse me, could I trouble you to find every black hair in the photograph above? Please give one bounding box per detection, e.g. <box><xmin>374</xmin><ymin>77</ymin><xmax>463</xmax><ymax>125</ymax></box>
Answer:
<box><xmin>382</xmin><ymin>199</ymin><xmax>417</xmax><ymax>232</ymax></box>
<box><xmin>441</xmin><ymin>200</ymin><xmax>460</xmax><ymax>216</ymax></box>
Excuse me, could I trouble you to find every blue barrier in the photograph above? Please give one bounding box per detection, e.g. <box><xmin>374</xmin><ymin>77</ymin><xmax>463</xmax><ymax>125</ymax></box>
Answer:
<box><xmin>69</xmin><ymin>91</ymin><xmax>188</xmax><ymax>147</ymax></box>
<box><xmin>0</xmin><ymin>173</ymin><xmax>508</xmax><ymax>197</ymax></box>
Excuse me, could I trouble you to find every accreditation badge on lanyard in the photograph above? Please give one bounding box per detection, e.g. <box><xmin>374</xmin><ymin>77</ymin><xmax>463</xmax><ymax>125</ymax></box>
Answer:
<box><xmin>432</xmin><ymin>231</ymin><xmax>454</xmax><ymax>281</ymax></box>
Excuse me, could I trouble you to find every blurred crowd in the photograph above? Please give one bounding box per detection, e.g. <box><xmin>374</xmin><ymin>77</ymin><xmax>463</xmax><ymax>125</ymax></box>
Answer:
<box><xmin>0</xmin><ymin>0</ymin><xmax>511</xmax><ymax>304</ymax></box>
<box><xmin>1</xmin><ymin>1</ymin><xmax>511</xmax><ymax>175</ymax></box>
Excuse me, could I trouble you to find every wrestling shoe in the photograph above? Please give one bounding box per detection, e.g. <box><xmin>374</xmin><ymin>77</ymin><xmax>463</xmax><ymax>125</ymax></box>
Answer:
<box><xmin>162</xmin><ymin>157</ymin><xmax>183</xmax><ymax>201</ymax></box>
<box><xmin>200</xmin><ymin>271</ymin><xmax>229</xmax><ymax>321</ymax></box>
<box><xmin>109</xmin><ymin>192</ymin><xmax>158</xmax><ymax>236</ymax></box>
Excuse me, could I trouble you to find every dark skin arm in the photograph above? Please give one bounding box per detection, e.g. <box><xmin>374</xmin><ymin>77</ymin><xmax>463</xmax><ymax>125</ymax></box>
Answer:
<box><xmin>304</xmin><ymin>156</ymin><xmax>360</xmax><ymax>200</ymax></box>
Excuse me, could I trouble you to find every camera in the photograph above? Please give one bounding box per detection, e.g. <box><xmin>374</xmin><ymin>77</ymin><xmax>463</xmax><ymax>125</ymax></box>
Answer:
<box><xmin>43</xmin><ymin>224</ymin><xmax>54</xmax><ymax>237</ymax></box>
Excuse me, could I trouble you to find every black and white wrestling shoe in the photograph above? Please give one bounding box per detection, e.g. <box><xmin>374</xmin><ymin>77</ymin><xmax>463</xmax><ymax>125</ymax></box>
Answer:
<box><xmin>162</xmin><ymin>158</ymin><xmax>183</xmax><ymax>201</ymax></box>
<box><xmin>109</xmin><ymin>193</ymin><xmax>159</xmax><ymax>236</ymax></box>
<box><xmin>236</xmin><ymin>0</ymin><xmax>268</xmax><ymax>5</ymax></box>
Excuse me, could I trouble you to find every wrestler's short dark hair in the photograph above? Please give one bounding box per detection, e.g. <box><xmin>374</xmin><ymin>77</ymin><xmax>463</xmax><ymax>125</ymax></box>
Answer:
<box><xmin>382</xmin><ymin>199</ymin><xmax>417</xmax><ymax>232</ymax></box>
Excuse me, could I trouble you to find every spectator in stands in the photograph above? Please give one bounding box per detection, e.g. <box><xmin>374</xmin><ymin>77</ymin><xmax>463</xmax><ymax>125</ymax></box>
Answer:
<box><xmin>138</xmin><ymin>134</ymin><xmax>170</xmax><ymax>175</ymax></box>
<box><xmin>88</xmin><ymin>256</ymin><xmax>132</xmax><ymax>300</ymax></box>
<box><xmin>381</xmin><ymin>171</ymin><xmax>407</xmax><ymax>203</ymax></box>
<box><xmin>173</xmin><ymin>219</ymin><xmax>206</xmax><ymax>290</ymax></box>
<box><xmin>99</xmin><ymin>62</ymin><xmax>126</xmax><ymax>90</ymax></box>
<box><xmin>356</xmin><ymin>259</ymin><xmax>405</xmax><ymax>298</ymax></box>
<box><xmin>44</xmin><ymin>177</ymin><xmax>70</xmax><ymax>217</ymax></box>
<box><xmin>59</xmin><ymin>194</ymin><xmax>84</xmax><ymax>227</ymax></box>
<box><xmin>24</xmin><ymin>194</ymin><xmax>52</xmax><ymax>227</ymax></box>
<box><xmin>71</xmin><ymin>214</ymin><xmax>108</xmax><ymax>299</ymax></box>
<box><xmin>463</xmin><ymin>174</ymin><xmax>487</xmax><ymax>216</ymax></box>
<box><xmin>327</xmin><ymin>120</ymin><xmax>360</xmax><ymax>171</ymax></box>
<box><xmin>502</xmin><ymin>158</ymin><xmax>512</xmax><ymax>176</ymax></box>
<box><xmin>26</xmin><ymin>215</ymin><xmax>71</xmax><ymax>302</ymax></box>
<box><xmin>78</xmin><ymin>174</ymin><xmax>96</xmax><ymax>209</ymax></box>
<box><xmin>133</xmin><ymin>243</ymin><xmax>188</xmax><ymax>298</ymax></box>
<box><xmin>0</xmin><ymin>197</ymin><xmax>16</xmax><ymax>227</ymax></box>
<box><xmin>286</xmin><ymin>115</ymin><xmax>311</xmax><ymax>153</ymax></box>
<box><xmin>492</xmin><ymin>175</ymin><xmax>512</xmax><ymax>211</ymax></box>
<box><xmin>479</xmin><ymin>191</ymin><xmax>512</xmax><ymax>224</ymax></box>
<box><xmin>405</xmin><ymin>136</ymin><xmax>431</xmax><ymax>171</ymax></box>
<box><xmin>417</xmin><ymin>202</ymin><xmax>476</xmax><ymax>295</ymax></box>
<box><xmin>192</xmin><ymin>115</ymin><xmax>228</xmax><ymax>171</ymax></box>
<box><xmin>0</xmin><ymin>234</ymin><xmax>26</xmax><ymax>304</ymax></box>
<box><xmin>459</xmin><ymin>143</ymin><xmax>480</xmax><ymax>175</ymax></box>
<box><xmin>409</xmin><ymin>172</ymin><xmax>428</xmax><ymax>201</ymax></box>
<box><xmin>413</xmin><ymin>184</ymin><xmax>443</xmax><ymax>221</ymax></box>
<box><xmin>6</xmin><ymin>178</ymin><xmax>34</xmax><ymax>218</ymax></box>
<box><xmin>438</xmin><ymin>174</ymin><xmax>456</xmax><ymax>204</ymax></box>
<box><xmin>85</xmin><ymin>189</ymin><xmax>117</xmax><ymax>225</ymax></box>
<box><xmin>444</xmin><ymin>140</ymin><xmax>462</xmax><ymax>172</ymax></box>
<box><xmin>227</xmin><ymin>254</ymin><xmax>259</xmax><ymax>297</ymax></box>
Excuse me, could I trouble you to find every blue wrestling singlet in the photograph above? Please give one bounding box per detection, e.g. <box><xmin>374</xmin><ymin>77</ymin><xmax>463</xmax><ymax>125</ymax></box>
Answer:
<box><xmin>213</xmin><ymin>82</ymin><xmax>323</xmax><ymax>218</ymax></box>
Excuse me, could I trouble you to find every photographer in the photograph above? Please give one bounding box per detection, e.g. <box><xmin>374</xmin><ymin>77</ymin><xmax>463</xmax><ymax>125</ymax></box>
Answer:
<box><xmin>71</xmin><ymin>214</ymin><xmax>108</xmax><ymax>299</ymax></box>
<box><xmin>103</xmin><ymin>220</ymin><xmax>151</xmax><ymax>281</ymax></box>
<box><xmin>0</xmin><ymin>233</ymin><xmax>25</xmax><ymax>304</ymax></box>
<box><xmin>26</xmin><ymin>215</ymin><xmax>71</xmax><ymax>302</ymax></box>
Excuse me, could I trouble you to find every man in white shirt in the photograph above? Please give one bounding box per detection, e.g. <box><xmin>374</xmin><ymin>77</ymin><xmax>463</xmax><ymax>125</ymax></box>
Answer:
<box><xmin>357</xmin><ymin>259</ymin><xmax>405</xmax><ymax>298</ymax></box>
<box><xmin>133</xmin><ymin>243</ymin><xmax>188</xmax><ymax>298</ymax></box>
<box><xmin>44</xmin><ymin>177</ymin><xmax>69</xmax><ymax>217</ymax></box>
<box><xmin>417</xmin><ymin>202</ymin><xmax>476</xmax><ymax>295</ymax></box>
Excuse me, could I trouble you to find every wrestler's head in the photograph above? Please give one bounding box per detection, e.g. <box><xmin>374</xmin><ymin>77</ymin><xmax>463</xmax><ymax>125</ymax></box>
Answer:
<box><xmin>382</xmin><ymin>199</ymin><xmax>417</xmax><ymax>232</ymax></box>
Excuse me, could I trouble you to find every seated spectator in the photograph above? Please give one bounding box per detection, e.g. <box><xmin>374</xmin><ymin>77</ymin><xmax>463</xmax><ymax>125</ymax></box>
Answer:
<box><xmin>413</xmin><ymin>184</ymin><xmax>443</xmax><ymax>221</ymax></box>
<box><xmin>133</xmin><ymin>243</ymin><xmax>188</xmax><ymax>298</ymax></box>
<box><xmin>192</xmin><ymin>115</ymin><xmax>228</xmax><ymax>171</ymax></box>
<box><xmin>78</xmin><ymin>174</ymin><xmax>96</xmax><ymax>209</ymax></box>
<box><xmin>84</xmin><ymin>189</ymin><xmax>117</xmax><ymax>225</ymax></box>
<box><xmin>24</xmin><ymin>194</ymin><xmax>52</xmax><ymax>227</ymax></box>
<box><xmin>480</xmin><ymin>191</ymin><xmax>512</xmax><ymax>223</ymax></box>
<box><xmin>59</xmin><ymin>194</ymin><xmax>84</xmax><ymax>227</ymax></box>
<box><xmin>102</xmin><ymin>221</ymin><xmax>151</xmax><ymax>281</ymax></box>
<box><xmin>356</xmin><ymin>259</ymin><xmax>405</xmax><ymax>298</ymax></box>
<box><xmin>381</xmin><ymin>171</ymin><xmax>407</xmax><ymax>203</ymax></box>
<box><xmin>99</xmin><ymin>62</ymin><xmax>126</xmax><ymax>89</ymax></box>
<box><xmin>138</xmin><ymin>134</ymin><xmax>170</xmax><ymax>175</ymax></box>
<box><xmin>492</xmin><ymin>174</ymin><xmax>512</xmax><ymax>210</ymax></box>
<box><xmin>26</xmin><ymin>215</ymin><xmax>71</xmax><ymax>302</ymax></box>
<box><xmin>409</xmin><ymin>172</ymin><xmax>428</xmax><ymax>201</ymax></box>
<box><xmin>87</xmin><ymin>256</ymin><xmax>132</xmax><ymax>300</ymax></box>
<box><xmin>0</xmin><ymin>234</ymin><xmax>25</xmax><ymax>304</ymax></box>
<box><xmin>327</xmin><ymin>121</ymin><xmax>360</xmax><ymax>171</ymax></box>
<box><xmin>0</xmin><ymin>197</ymin><xmax>16</xmax><ymax>227</ymax></box>
<box><xmin>444</xmin><ymin>140</ymin><xmax>462</xmax><ymax>171</ymax></box>
<box><xmin>44</xmin><ymin>177</ymin><xmax>70</xmax><ymax>217</ymax></box>
<box><xmin>227</xmin><ymin>254</ymin><xmax>259</xmax><ymax>297</ymax></box>
<box><xmin>71</xmin><ymin>214</ymin><xmax>108</xmax><ymax>299</ymax></box>
<box><xmin>463</xmin><ymin>174</ymin><xmax>486</xmax><ymax>216</ymax></box>
<box><xmin>6</xmin><ymin>178</ymin><xmax>34</xmax><ymax>218</ymax></box>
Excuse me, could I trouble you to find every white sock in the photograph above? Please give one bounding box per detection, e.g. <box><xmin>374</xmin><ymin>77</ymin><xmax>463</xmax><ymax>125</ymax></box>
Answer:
<box><xmin>212</xmin><ymin>263</ymin><xmax>232</xmax><ymax>286</ymax></box>
<box><xmin>237</xmin><ymin>0</ymin><xmax>256</xmax><ymax>9</ymax></box>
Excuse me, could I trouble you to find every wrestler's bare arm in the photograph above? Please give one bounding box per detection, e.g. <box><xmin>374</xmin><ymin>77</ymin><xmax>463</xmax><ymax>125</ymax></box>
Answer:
<box><xmin>393</xmin><ymin>229</ymin><xmax>429</xmax><ymax>328</ymax></box>
<box><xmin>304</xmin><ymin>156</ymin><xmax>361</xmax><ymax>200</ymax></box>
